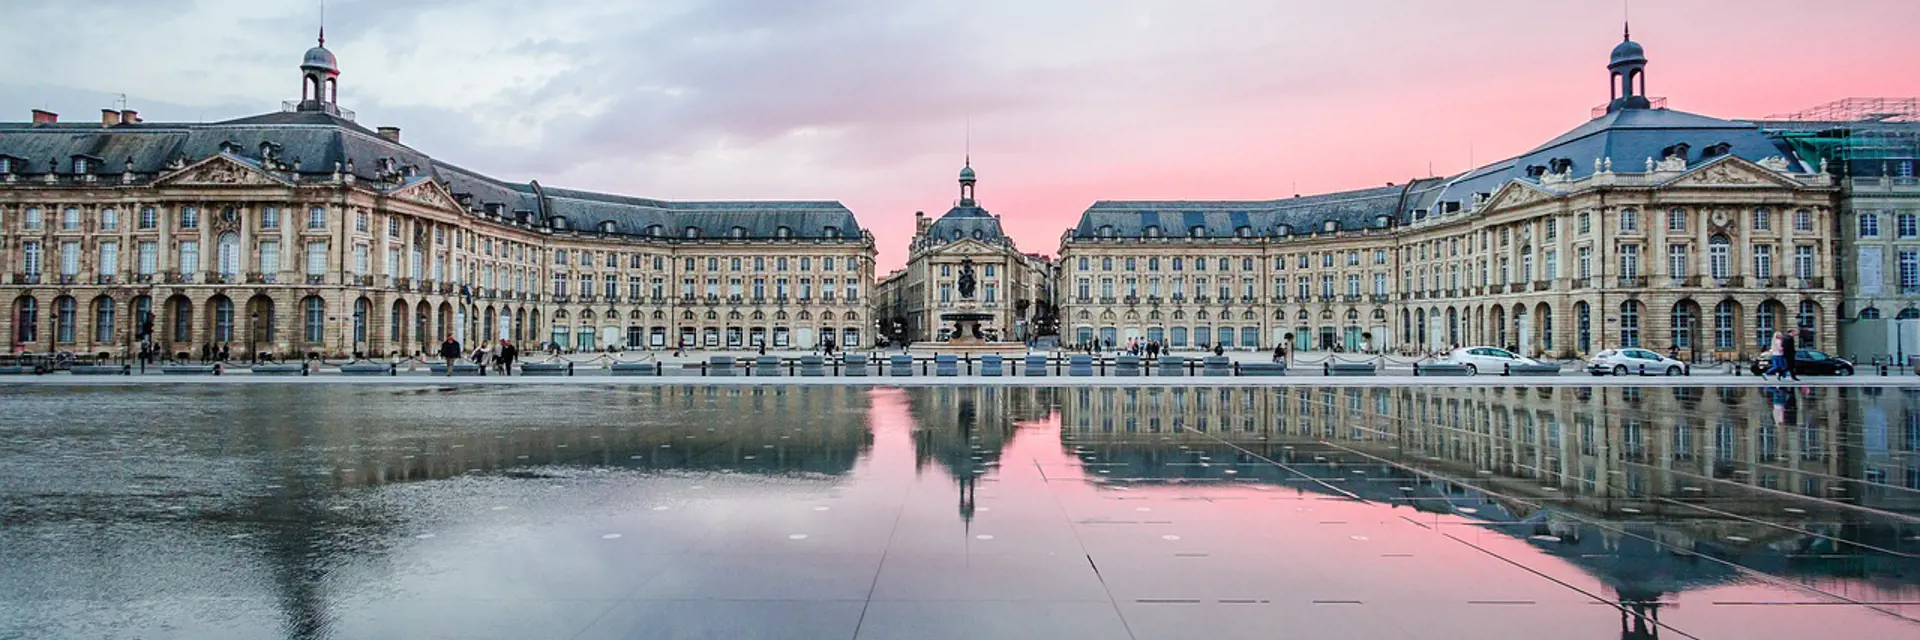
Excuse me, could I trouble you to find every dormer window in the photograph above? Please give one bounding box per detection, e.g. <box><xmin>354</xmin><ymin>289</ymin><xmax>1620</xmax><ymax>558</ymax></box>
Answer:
<box><xmin>730</xmin><ymin>226</ymin><xmax>747</xmax><ymax>238</ymax></box>
<box><xmin>548</xmin><ymin>215</ymin><xmax>567</xmax><ymax>230</ymax></box>
<box><xmin>599</xmin><ymin>220</ymin><xmax>617</xmax><ymax>234</ymax></box>
<box><xmin>0</xmin><ymin>157</ymin><xmax>10</xmax><ymax>173</ymax></box>
<box><xmin>823</xmin><ymin>226</ymin><xmax>839</xmax><ymax>237</ymax></box>
<box><xmin>971</xmin><ymin>229</ymin><xmax>983</xmax><ymax>240</ymax></box>
<box><xmin>72</xmin><ymin>157</ymin><xmax>88</xmax><ymax>174</ymax></box>
<box><xmin>646</xmin><ymin>224</ymin><xmax>664</xmax><ymax>237</ymax></box>
<box><xmin>1323</xmin><ymin>220</ymin><xmax>1339</xmax><ymax>233</ymax></box>
<box><xmin>1098</xmin><ymin>225</ymin><xmax>1115</xmax><ymax>237</ymax></box>
<box><xmin>775</xmin><ymin>226</ymin><xmax>792</xmax><ymax>238</ymax></box>
<box><xmin>1234</xmin><ymin>226</ymin><xmax>1252</xmax><ymax>238</ymax></box>
<box><xmin>951</xmin><ymin>229</ymin><xmax>963</xmax><ymax>240</ymax></box>
<box><xmin>1142</xmin><ymin>225</ymin><xmax>1160</xmax><ymax>238</ymax></box>
<box><xmin>1188</xmin><ymin>225</ymin><xmax>1206</xmax><ymax>238</ymax></box>
<box><xmin>684</xmin><ymin>226</ymin><xmax>701</xmax><ymax>238</ymax></box>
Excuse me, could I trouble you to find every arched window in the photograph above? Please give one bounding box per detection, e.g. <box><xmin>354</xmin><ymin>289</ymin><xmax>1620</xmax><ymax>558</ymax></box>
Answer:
<box><xmin>1189</xmin><ymin>225</ymin><xmax>1206</xmax><ymax>238</ymax></box>
<box><xmin>775</xmin><ymin>226</ymin><xmax>792</xmax><ymax>238</ymax></box>
<box><xmin>212</xmin><ymin>297</ymin><xmax>234</xmax><ymax>343</ymax></box>
<box><xmin>1235</xmin><ymin>226</ymin><xmax>1252</xmax><ymax>238</ymax></box>
<box><xmin>353</xmin><ymin>298</ymin><xmax>370</xmax><ymax>344</ymax></box>
<box><xmin>1755</xmin><ymin>303</ymin><xmax>1778</xmax><ymax>349</ymax></box>
<box><xmin>1619</xmin><ymin>300</ymin><xmax>1641</xmax><ymax>348</ymax></box>
<box><xmin>93</xmin><ymin>296</ymin><xmax>114</xmax><ymax>344</ymax></box>
<box><xmin>1098</xmin><ymin>225</ymin><xmax>1115</xmax><ymax>237</ymax></box>
<box><xmin>1708</xmin><ymin>235</ymin><xmax>1731</xmax><ymax>280</ymax></box>
<box><xmin>1714</xmin><ymin>300</ymin><xmax>1737</xmax><ymax>349</ymax></box>
<box><xmin>1574</xmin><ymin>301</ymin><xmax>1591</xmax><ymax>353</ymax></box>
<box><xmin>216</xmin><ymin>232</ymin><xmax>240</xmax><ymax>276</ymax></box>
<box><xmin>302</xmin><ymin>296</ymin><xmax>326</xmax><ymax>344</ymax></box>
<box><xmin>53</xmin><ymin>296</ymin><xmax>76</xmax><ymax>344</ymax></box>
<box><xmin>684</xmin><ymin>226</ymin><xmax>701</xmax><ymax>238</ymax></box>
<box><xmin>646</xmin><ymin>224</ymin><xmax>663</xmax><ymax>237</ymax></box>
<box><xmin>1671</xmin><ymin>302</ymin><xmax>1696</xmax><ymax>349</ymax></box>
<box><xmin>1859</xmin><ymin>306</ymin><xmax>1881</xmax><ymax>320</ymax></box>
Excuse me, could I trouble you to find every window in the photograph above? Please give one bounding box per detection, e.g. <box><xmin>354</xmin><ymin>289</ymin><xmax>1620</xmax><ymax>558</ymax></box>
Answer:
<box><xmin>1793</xmin><ymin>209</ymin><xmax>1812</xmax><ymax>232</ymax></box>
<box><xmin>1899</xmin><ymin>212</ymin><xmax>1916</xmax><ymax>238</ymax></box>
<box><xmin>215</xmin><ymin>232</ymin><xmax>241</xmax><ymax>276</ymax></box>
<box><xmin>61</xmin><ymin>207</ymin><xmax>80</xmax><ymax>230</ymax></box>
<box><xmin>355</xmin><ymin>211</ymin><xmax>369</xmax><ymax>233</ymax></box>
<box><xmin>1793</xmin><ymin>246</ymin><xmax>1814</xmax><ymax>280</ymax></box>
<box><xmin>303</xmin><ymin>297</ymin><xmax>326</xmax><ymax>343</ymax></box>
<box><xmin>1619</xmin><ymin>208</ymin><xmax>1638</xmax><ymax>233</ymax></box>
<box><xmin>1752</xmin><ymin>208</ymin><xmax>1772</xmax><ymax>231</ymax></box>
<box><xmin>1618</xmin><ymin>244</ymin><xmax>1640</xmax><ymax>279</ymax></box>
<box><xmin>1544</xmin><ymin>250</ymin><xmax>1557</xmax><ymax>280</ymax></box>
<box><xmin>1544</xmin><ymin>217</ymin><xmax>1557</xmax><ymax>241</ymax></box>
<box><xmin>1576</xmin><ymin>247</ymin><xmax>1592</xmax><ymax>282</ymax></box>
<box><xmin>1860</xmin><ymin>212</ymin><xmax>1880</xmax><ymax>238</ymax></box>
<box><xmin>55</xmin><ymin>297</ymin><xmax>75</xmax><ymax>343</ymax></box>
<box><xmin>263</xmin><ymin>207</ymin><xmax>281</xmax><ymax>229</ymax></box>
<box><xmin>1668</xmin><ymin>244</ymin><xmax>1688</xmax><ymax>279</ymax></box>
<box><xmin>305</xmin><ymin>241</ymin><xmax>327</xmax><ymax>276</ymax></box>
<box><xmin>100</xmin><ymin>208</ymin><xmax>118</xmax><ymax>231</ymax></box>
<box><xmin>1373</xmin><ymin>273</ymin><xmax>1387</xmax><ymax>295</ymax></box>
<box><xmin>138</xmin><ymin>207</ymin><xmax>156</xmax><ymax>229</ymax></box>
<box><xmin>94</xmin><ymin>298</ymin><xmax>115</xmax><ymax>344</ymax></box>
<box><xmin>99</xmin><ymin>241</ymin><xmax>118</xmax><ymax>277</ymax></box>
<box><xmin>137</xmin><ymin>241</ymin><xmax>157</xmax><ymax>275</ymax></box>
<box><xmin>1619</xmin><ymin>301</ymin><xmax>1641</xmax><ymax>348</ymax></box>
<box><xmin>1900</xmin><ymin>250</ymin><xmax>1919</xmax><ymax>292</ymax></box>
<box><xmin>178</xmin><ymin>240</ymin><xmax>199</xmax><ymax>274</ymax></box>
<box><xmin>307</xmin><ymin>206</ymin><xmax>326</xmax><ymax>229</ymax></box>
<box><xmin>180</xmin><ymin>206</ymin><xmax>199</xmax><ymax>229</ymax></box>
<box><xmin>1752</xmin><ymin>244</ymin><xmax>1773</xmax><ymax>280</ymax></box>
<box><xmin>1714</xmin><ymin>301</ymin><xmax>1737</xmax><ymax>349</ymax></box>
<box><xmin>1577</xmin><ymin>211</ymin><xmax>1590</xmax><ymax>235</ymax></box>
<box><xmin>1708</xmin><ymin>236</ymin><xmax>1730</xmax><ymax>280</ymax></box>
<box><xmin>23</xmin><ymin>207</ymin><xmax>43</xmax><ymax>230</ymax></box>
<box><xmin>59</xmin><ymin>241</ymin><xmax>79</xmax><ymax>276</ymax></box>
<box><xmin>1672</xmin><ymin>304</ymin><xmax>1695</xmax><ymax>349</ymax></box>
<box><xmin>352</xmin><ymin>245</ymin><xmax>369</xmax><ymax>276</ymax></box>
<box><xmin>1667</xmin><ymin>208</ymin><xmax>1686</xmax><ymax>232</ymax></box>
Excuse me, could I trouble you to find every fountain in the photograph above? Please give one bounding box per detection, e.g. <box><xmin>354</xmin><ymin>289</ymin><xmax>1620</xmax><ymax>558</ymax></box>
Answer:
<box><xmin>925</xmin><ymin>257</ymin><xmax>1027</xmax><ymax>355</ymax></box>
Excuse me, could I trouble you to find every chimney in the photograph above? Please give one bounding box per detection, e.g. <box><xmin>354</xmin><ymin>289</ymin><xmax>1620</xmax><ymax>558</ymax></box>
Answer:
<box><xmin>120</xmin><ymin>109</ymin><xmax>140</xmax><ymax>124</ymax></box>
<box><xmin>101</xmin><ymin>109</ymin><xmax>121</xmax><ymax>127</ymax></box>
<box><xmin>30</xmin><ymin>109</ymin><xmax>57</xmax><ymax>124</ymax></box>
<box><xmin>377</xmin><ymin>126</ymin><xmax>401</xmax><ymax>143</ymax></box>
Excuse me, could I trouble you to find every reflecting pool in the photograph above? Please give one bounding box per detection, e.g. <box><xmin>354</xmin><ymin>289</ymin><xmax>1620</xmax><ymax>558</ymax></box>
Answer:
<box><xmin>1</xmin><ymin>384</ymin><xmax>1916</xmax><ymax>639</ymax></box>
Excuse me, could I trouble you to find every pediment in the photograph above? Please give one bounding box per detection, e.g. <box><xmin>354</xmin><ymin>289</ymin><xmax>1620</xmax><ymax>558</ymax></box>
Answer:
<box><xmin>1661</xmin><ymin>155</ymin><xmax>1800</xmax><ymax>189</ymax></box>
<box><xmin>389</xmin><ymin>178</ymin><xmax>461</xmax><ymax>211</ymax></box>
<box><xmin>1480</xmin><ymin>180</ymin><xmax>1560</xmax><ymax>212</ymax></box>
<box><xmin>929</xmin><ymin>238</ymin><xmax>1004</xmax><ymax>257</ymax></box>
<box><xmin>153</xmin><ymin>154</ymin><xmax>289</xmax><ymax>187</ymax></box>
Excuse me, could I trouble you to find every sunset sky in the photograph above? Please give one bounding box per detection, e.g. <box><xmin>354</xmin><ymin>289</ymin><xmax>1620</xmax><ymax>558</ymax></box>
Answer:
<box><xmin>3</xmin><ymin>0</ymin><xmax>1916</xmax><ymax>270</ymax></box>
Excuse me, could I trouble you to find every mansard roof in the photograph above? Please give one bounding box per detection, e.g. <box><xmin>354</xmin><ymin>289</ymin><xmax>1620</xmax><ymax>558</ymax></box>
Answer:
<box><xmin>1069</xmin><ymin>182</ymin><xmax>1426</xmax><ymax>240</ymax></box>
<box><xmin>0</xmin><ymin>110</ymin><xmax>865</xmax><ymax>241</ymax></box>
<box><xmin>923</xmin><ymin>204</ymin><xmax>1011</xmax><ymax>247</ymax></box>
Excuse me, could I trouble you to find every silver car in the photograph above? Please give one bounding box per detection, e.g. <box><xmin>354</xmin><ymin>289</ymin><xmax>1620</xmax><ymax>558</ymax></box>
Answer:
<box><xmin>1586</xmin><ymin>348</ymin><xmax>1688</xmax><ymax>376</ymax></box>
<box><xmin>1444</xmin><ymin>346</ymin><xmax>1539</xmax><ymax>375</ymax></box>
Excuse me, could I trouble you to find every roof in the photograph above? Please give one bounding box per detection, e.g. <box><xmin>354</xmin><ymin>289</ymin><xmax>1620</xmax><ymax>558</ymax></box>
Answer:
<box><xmin>923</xmin><ymin>204</ymin><xmax>1010</xmax><ymax>246</ymax></box>
<box><xmin>0</xmin><ymin>110</ymin><xmax>866</xmax><ymax>241</ymax></box>
<box><xmin>1067</xmin><ymin>182</ymin><xmax>1427</xmax><ymax>240</ymax></box>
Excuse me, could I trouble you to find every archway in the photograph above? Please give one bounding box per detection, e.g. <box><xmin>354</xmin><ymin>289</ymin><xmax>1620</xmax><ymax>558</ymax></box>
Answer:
<box><xmin>206</xmin><ymin>294</ymin><xmax>235</xmax><ymax>346</ymax></box>
<box><xmin>164</xmin><ymin>294</ymin><xmax>193</xmax><ymax>350</ymax></box>
<box><xmin>248</xmin><ymin>294</ymin><xmax>277</xmax><ymax>356</ymax></box>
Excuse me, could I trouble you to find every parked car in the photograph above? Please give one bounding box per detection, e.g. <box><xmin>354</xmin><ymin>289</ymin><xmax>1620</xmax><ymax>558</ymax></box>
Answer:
<box><xmin>1747</xmin><ymin>350</ymin><xmax>1855</xmax><ymax>376</ymax></box>
<box><xmin>1444</xmin><ymin>346</ymin><xmax>1538</xmax><ymax>375</ymax></box>
<box><xmin>1586</xmin><ymin>348</ymin><xmax>1688</xmax><ymax>376</ymax></box>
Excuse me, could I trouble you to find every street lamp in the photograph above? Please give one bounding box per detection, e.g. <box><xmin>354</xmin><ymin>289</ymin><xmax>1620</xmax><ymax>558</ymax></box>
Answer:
<box><xmin>249</xmin><ymin>311</ymin><xmax>259</xmax><ymax>363</ymax></box>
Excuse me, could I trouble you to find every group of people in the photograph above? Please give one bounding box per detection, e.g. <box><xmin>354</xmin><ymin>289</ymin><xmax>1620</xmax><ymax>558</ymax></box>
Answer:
<box><xmin>1761</xmin><ymin>330</ymin><xmax>1803</xmax><ymax>381</ymax></box>
<box><xmin>437</xmin><ymin>336</ymin><xmax>519</xmax><ymax>376</ymax></box>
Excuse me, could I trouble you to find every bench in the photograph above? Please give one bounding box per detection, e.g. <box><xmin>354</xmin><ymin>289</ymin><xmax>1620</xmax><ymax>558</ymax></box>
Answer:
<box><xmin>1068</xmin><ymin>354</ymin><xmax>1095</xmax><ymax>377</ymax></box>
<box><xmin>842</xmin><ymin>354</ymin><xmax>870</xmax><ymax>377</ymax></box>
<box><xmin>0</xmin><ymin>365</ymin><xmax>30</xmax><ymax>375</ymax></box>
<box><xmin>161</xmin><ymin>364</ymin><xmax>220</xmax><ymax>375</ymax></box>
<box><xmin>249</xmin><ymin>363</ymin><xmax>308</xmax><ymax>376</ymax></box>
<box><xmin>1202</xmin><ymin>356</ymin><xmax>1233</xmax><ymax>377</ymax></box>
<box><xmin>1504</xmin><ymin>363</ymin><xmax>1562</xmax><ymax>377</ymax></box>
<box><xmin>1022</xmin><ymin>354</ymin><xmax>1048</xmax><ymax>376</ymax></box>
<box><xmin>754</xmin><ymin>355</ymin><xmax>782</xmax><ymax>377</ymax></box>
<box><xmin>979</xmin><ymin>354</ymin><xmax>1005</xmax><ymax>377</ymax></box>
<box><xmin>1414</xmin><ymin>363</ymin><xmax>1473</xmax><ymax>377</ymax></box>
<box><xmin>519</xmin><ymin>362</ymin><xmax>571</xmax><ymax>376</ymax></box>
<box><xmin>1157</xmin><ymin>356</ymin><xmax>1187</xmax><ymax>377</ymax></box>
<box><xmin>610</xmin><ymin>361</ymin><xmax>660</xmax><ymax>376</ymax></box>
<box><xmin>1238</xmin><ymin>362</ymin><xmax>1287</xmax><ymax>376</ymax></box>
<box><xmin>707</xmin><ymin>356</ymin><xmax>737</xmax><ymax>377</ymax></box>
<box><xmin>934</xmin><ymin>354</ymin><xmax>959</xmax><ymax>376</ymax></box>
<box><xmin>888</xmin><ymin>354</ymin><xmax>914</xmax><ymax>377</ymax></box>
<box><xmin>427</xmin><ymin>363</ymin><xmax>484</xmax><ymax>376</ymax></box>
<box><xmin>1323</xmin><ymin>362</ymin><xmax>1378</xmax><ymax>376</ymax></box>
<box><xmin>1114</xmin><ymin>354</ymin><xmax>1142</xmax><ymax>377</ymax></box>
<box><xmin>71</xmin><ymin>364</ymin><xmax>131</xmax><ymax>375</ymax></box>
<box><xmin>798</xmin><ymin>355</ymin><xmax>827</xmax><ymax>377</ymax></box>
<box><xmin>339</xmin><ymin>362</ymin><xmax>395</xmax><ymax>376</ymax></box>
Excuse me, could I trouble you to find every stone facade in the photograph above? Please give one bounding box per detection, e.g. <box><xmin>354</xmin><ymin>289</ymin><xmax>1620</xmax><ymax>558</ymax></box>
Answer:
<box><xmin>0</xmin><ymin>38</ymin><xmax>873</xmax><ymax>359</ymax></box>
<box><xmin>872</xmin><ymin>163</ymin><xmax>1054</xmax><ymax>344</ymax></box>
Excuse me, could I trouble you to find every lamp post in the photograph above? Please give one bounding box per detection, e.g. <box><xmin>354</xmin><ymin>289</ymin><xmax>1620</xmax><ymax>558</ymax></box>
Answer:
<box><xmin>249</xmin><ymin>311</ymin><xmax>259</xmax><ymax>363</ymax></box>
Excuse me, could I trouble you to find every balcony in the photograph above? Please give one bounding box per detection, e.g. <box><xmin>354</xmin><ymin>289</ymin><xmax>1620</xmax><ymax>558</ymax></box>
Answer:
<box><xmin>1147</xmin><ymin>296</ymin><xmax>1162</xmax><ymax>305</ymax></box>
<box><xmin>305</xmin><ymin>274</ymin><xmax>327</xmax><ymax>285</ymax></box>
<box><xmin>394</xmin><ymin>277</ymin><xmax>413</xmax><ymax>291</ymax></box>
<box><xmin>1370</xmin><ymin>294</ymin><xmax>1391</xmax><ymax>303</ymax></box>
<box><xmin>552</xmin><ymin>293</ymin><xmax>571</xmax><ymax>303</ymax></box>
<box><xmin>1570</xmin><ymin>279</ymin><xmax>1587</xmax><ymax>290</ymax></box>
<box><xmin>1193</xmin><ymin>295</ymin><xmax>1211</xmax><ymax>304</ymax></box>
<box><xmin>1098</xmin><ymin>297</ymin><xmax>1117</xmax><ymax>305</ymax></box>
<box><xmin>162</xmin><ymin>271</ymin><xmax>186</xmax><ymax>284</ymax></box>
<box><xmin>1795</xmin><ymin>278</ymin><xmax>1820</xmax><ymax>290</ymax></box>
<box><xmin>1240</xmin><ymin>296</ymin><xmax>1259</xmax><ymax>304</ymax></box>
<box><xmin>1714</xmin><ymin>276</ymin><xmax>1745</xmax><ymax>288</ymax></box>
<box><xmin>579</xmin><ymin>293</ymin><xmax>597</xmax><ymax>303</ymax></box>
<box><xmin>1762</xmin><ymin>275</ymin><xmax>1788</xmax><ymax>288</ymax></box>
<box><xmin>1124</xmin><ymin>295</ymin><xmax>1140</xmax><ymax>305</ymax></box>
<box><xmin>94</xmin><ymin>274</ymin><xmax>116</xmax><ymax>285</ymax></box>
<box><xmin>205</xmin><ymin>273</ymin><xmax>231</xmax><ymax>285</ymax></box>
<box><xmin>1616</xmin><ymin>276</ymin><xmax>1647</xmax><ymax>288</ymax></box>
<box><xmin>247</xmin><ymin>272</ymin><xmax>274</xmax><ymax>285</ymax></box>
<box><xmin>1317</xmin><ymin>295</ymin><xmax>1335</xmax><ymax>303</ymax></box>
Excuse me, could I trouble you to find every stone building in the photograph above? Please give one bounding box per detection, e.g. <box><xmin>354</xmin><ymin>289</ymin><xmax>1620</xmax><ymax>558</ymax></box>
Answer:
<box><xmin>872</xmin><ymin>161</ymin><xmax>1055</xmax><ymax>344</ymax></box>
<box><xmin>1056</xmin><ymin>31</ymin><xmax>1842</xmax><ymax>359</ymax></box>
<box><xmin>0</xmin><ymin>34</ymin><xmax>874</xmax><ymax>359</ymax></box>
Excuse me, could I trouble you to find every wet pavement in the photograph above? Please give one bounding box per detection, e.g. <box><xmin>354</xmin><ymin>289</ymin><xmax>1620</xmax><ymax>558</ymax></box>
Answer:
<box><xmin>0</xmin><ymin>384</ymin><xmax>1915</xmax><ymax>639</ymax></box>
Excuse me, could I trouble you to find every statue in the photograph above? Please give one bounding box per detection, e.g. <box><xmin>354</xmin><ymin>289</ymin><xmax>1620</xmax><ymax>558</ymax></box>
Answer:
<box><xmin>957</xmin><ymin>258</ymin><xmax>977</xmax><ymax>299</ymax></box>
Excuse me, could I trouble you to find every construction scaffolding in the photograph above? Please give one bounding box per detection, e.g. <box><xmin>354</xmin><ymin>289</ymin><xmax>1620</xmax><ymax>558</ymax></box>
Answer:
<box><xmin>1756</xmin><ymin>98</ymin><xmax>1920</xmax><ymax>177</ymax></box>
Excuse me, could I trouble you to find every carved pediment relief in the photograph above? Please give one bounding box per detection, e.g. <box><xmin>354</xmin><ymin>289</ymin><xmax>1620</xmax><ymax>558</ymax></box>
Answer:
<box><xmin>1666</xmin><ymin>157</ymin><xmax>1796</xmax><ymax>189</ymax></box>
<box><xmin>154</xmin><ymin>155</ymin><xmax>287</xmax><ymax>187</ymax></box>
<box><xmin>1481</xmin><ymin>181</ymin><xmax>1558</xmax><ymax>212</ymax></box>
<box><xmin>391</xmin><ymin>179</ymin><xmax>459</xmax><ymax>210</ymax></box>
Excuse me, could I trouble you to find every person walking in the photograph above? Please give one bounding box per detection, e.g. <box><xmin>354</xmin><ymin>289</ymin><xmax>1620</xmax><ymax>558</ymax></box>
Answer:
<box><xmin>1762</xmin><ymin>331</ymin><xmax>1787</xmax><ymax>380</ymax></box>
<box><xmin>438</xmin><ymin>336</ymin><xmax>461</xmax><ymax>376</ymax></box>
<box><xmin>1272</xmin><ymin>343</ymin><xmax>1284</xmax><ymax>363</ymax></box>
<box><xmin>1774</xmin><ymin>328</ymin><xmax>1789</xmax><ymax>378</ymax></box>
<box><xmin>498</xmin><ymin>339</ymin><xmax>518</xmax><ymax>375</ymax></box>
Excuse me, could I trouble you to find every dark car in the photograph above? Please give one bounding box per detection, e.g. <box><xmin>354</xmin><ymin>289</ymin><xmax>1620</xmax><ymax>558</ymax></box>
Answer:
<box><xmin>1748</xmin><ymin>350</ymin><xmax>1855</xmax><ymax>376</ymax></box>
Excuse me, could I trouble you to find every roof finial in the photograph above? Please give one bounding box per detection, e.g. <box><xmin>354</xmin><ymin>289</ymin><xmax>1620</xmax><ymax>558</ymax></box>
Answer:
<box><xmin>1623</xmin><ymin>0</ymin><xmax>1631</xmax><ymax>41</ymax></box>
<box><xmin>965</xmin><ymin>116</ymin><xmax>971</xmax><ymax>167</ymax></box>
<box><xmin>318</xmin><ymin>0</ymin><xmax>326</xmax><ymax>46</ymax></box>
<box><xmin>1623</xmin><ymin>21</ymin><xmax>1630</xmax><ymax>42</ymax></box>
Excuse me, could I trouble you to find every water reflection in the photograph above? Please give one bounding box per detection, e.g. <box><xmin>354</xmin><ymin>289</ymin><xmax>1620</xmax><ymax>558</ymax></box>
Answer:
<box><xmin>1</xmin><ymin>384</ymin><xmax>1916</xmax><ymax>638</ymax></box>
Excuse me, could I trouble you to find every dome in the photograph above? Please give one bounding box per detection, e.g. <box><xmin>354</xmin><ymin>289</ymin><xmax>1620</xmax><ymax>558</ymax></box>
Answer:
<box><xmin>1609</xmin><ymin>39</ymin><xmax>1645</xmax><ymax>67</ymax></box>
<box><xmin>959</xmin><ymin>165</ymin><xmax>976</xmax><ymax>181</ymax></box>
<box><xmin>303</xmin><ymin>45</ymin><xmax>338</xmax><ymax>73</ymax></box>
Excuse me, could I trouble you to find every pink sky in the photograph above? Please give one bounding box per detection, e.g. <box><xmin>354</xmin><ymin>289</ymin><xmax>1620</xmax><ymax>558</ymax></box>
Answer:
<box><xmin>3</xmin><ymin>0</ymin><xmax>1916</xmax><ymax>271</ymax></box>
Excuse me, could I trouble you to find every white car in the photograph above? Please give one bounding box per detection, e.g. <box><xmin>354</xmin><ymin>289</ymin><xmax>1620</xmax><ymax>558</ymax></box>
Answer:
<box><xmin>1586</xmin><ymin>348</ymin><xmax>1688</xmax><ymax>376</ymax></box>
<box><xmin>1444</xmin><ymin>346</ymin><xmax>1539</xmax><ymax>375</ymax></box>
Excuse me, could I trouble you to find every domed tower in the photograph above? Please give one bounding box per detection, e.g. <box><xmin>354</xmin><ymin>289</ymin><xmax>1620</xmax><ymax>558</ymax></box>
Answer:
<box><xmin>299</xmin><ymin>29</ymin><xmax>341</xmax><ymax>113</ymax></box>
<box><xmin>958</xmin><ymin>157</ymin><xmax>978</xmax><ymax>207</ymax></box>
<box><xmin>1606</xmin><ymin>23</ymin><xmax>1650</xmax><ymax>113</ymax></box>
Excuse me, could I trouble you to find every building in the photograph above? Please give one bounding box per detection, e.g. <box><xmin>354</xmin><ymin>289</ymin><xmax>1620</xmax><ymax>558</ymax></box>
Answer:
<box><xmin>1057</xmin><ymin>30</ymin><xmax>1843</xmax><ymax>359</ymax></box>
<box><xmin>0</xmin><ymin>33</ymin><xmax>874</xmax><ymax>359</ymax></box>
<box><xmin>1752</xmin><ymin>100</ymin><xmax>1920</xmax><ymax>360</ymax></box>
<box><xmin>871</xmin><ymin>161</ymin><xmax>1055</xmax><ymax>344</ymax></box>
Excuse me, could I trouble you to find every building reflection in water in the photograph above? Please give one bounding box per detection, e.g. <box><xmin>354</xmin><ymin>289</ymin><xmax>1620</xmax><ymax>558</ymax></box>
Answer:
<box><xmin>1057</xmin><ymin>385</ymin><xmax>1920</xmax><ymax>634</ymax></box>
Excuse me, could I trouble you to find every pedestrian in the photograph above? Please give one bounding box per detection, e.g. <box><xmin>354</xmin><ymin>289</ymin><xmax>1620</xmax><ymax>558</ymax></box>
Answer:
<box><xmin>218</xmin><ymin>344</ymin><xmax>230</xmax><ymax>362</ymax></box>
<box><xmin>1213</xmin><ymin>343</ymin><xmax>1225</xmax><ymax>357</ymax></box>
<box><xmin>1774</xmin><ymin>328</ymin><xmax>1789</xmax><ymax>378</ymax></box>
<box><xmin>1762</xmin><ymin>331</ymin><xmax>1786</xmax><ymax>380</ymax></box>
<box><xmin>498</xmin><ymin>339</ymin><xmax>518</xmax><ymax>375</ymax></box>
<box><xmin>1272</xmin><ymin>343</ymin><xmax>1284</xmax><ymax>363</ymax></box>
<box><xmin>438</xmin><ymin>336</ymin><xmax>461</xmax><ymax>376</ymax></box>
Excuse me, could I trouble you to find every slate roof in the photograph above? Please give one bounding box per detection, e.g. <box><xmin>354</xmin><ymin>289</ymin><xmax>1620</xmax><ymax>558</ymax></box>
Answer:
<box><xmin>0</xmin><ymin>110</ymin><xmax>865</xmax><ymax>241</ymax></box>
<box><xmin>924</xmin><ymin>204</ymin><xmax>1010</xmax><ymax>246</ymax></box>
<box><xmin>1069</xmin><ymin>182</ymin><xmax>1430</xmax><ymax>240</ymax></box>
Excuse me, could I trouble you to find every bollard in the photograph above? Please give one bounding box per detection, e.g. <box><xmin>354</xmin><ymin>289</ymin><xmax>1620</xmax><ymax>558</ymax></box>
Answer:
<box><xmin>701</xmin><ymin>362</ymin><xmax>709</xmax><ymax>376</ymax></box>
<box><xmin>1323</xmin><ymin>362</ymin><xmax>1330</xmax><ymax>376</ymax></box>
<box><xmin>1413</xmin><ymin>363</ymin><xmax>1421</xmax><ymax>376</ymax></box>
<box><xmin>1637</xmin><ymin>364</ymin><xmax>1645</xmax><ymax>376</ymax></box>
<box><xmin>568</xmin><ymin>362</ymin><xmax>575</xmax><ymax>376</ymax></box>
<box><xmin>1503</xmin><ymin>363</ymin><xmax>1511</xmax><ymax>376</ymax></box>
<box><xmin>1233</xmin><ymin>362</ymin><xmax>1241</xmax><ymax>375</ymax></box>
